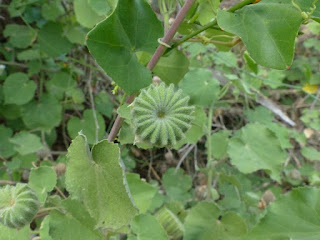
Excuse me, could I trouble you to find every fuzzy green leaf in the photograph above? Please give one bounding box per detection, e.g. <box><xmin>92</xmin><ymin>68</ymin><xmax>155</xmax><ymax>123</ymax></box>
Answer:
<box><xmin>162</xmin><ymin>168</ymin><xmax>192</xmax><ymax>202</ymax></box>
<box><xmin>249</xmin><ymin>187</ymin><xmax>320</xmax><ymax>240</ymax></box>
<box><xmin>0</xmin><ymin>125</ymin><xmax>15</xmax><ymax>158</ymax></box>
<box><xmin>65</xmin><ymin>135</ymin><xmax>138</xmax><ymax>230</ymax></box>
<box><xmin>228</xmin><ymin>123</ymin><xmax>287</xmax><ymax>182</ymax></box>
<box><xmin>3</xmin><ymin>73</ymin><xmax>36</xmax><ymax>105</ymax></box>
<box><xmin>4</xmin><ymin>24</ymin><xmax>37</xmax><ymax>49</ymax></box>
<box><xmin>29</xmin><ymin>166</ymin><xmax>57</xmax><ymax>203</ymax></box>
<box><xmin>10</xmin><ymin>131</ymin><xmax>43</xmax><ymax>155</ymax></box>
<box><xmin>217</xmin><ymin>0</ymin><xmax>303</xmax><ymax>69</ymax></box>
<box><xmin>45</xmin><ymin>72</ymin><xmax>76</xmax><ymax>100</ymax></box>
<box><xmin>180</xmin><ymin>68</ymin><xmax>220</xmax><ymax>107</ymax></box>
<box><xmin>153</xmin><ymin>50</ymin><xmax>189</xmax><ymax>85</ymax></box>
<box><xmin>22</xmin><ymin>94</ymin><xmax>62</xmax><ymax>131</ymax></box>
<box><xmin>184</xmin><ymin>202</ymin><xmax>247</xmax><ymax>240</ymax></box>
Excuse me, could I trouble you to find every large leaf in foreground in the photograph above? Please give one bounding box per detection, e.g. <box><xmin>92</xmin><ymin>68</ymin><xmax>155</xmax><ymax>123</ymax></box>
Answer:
<box><xmin>86</xmin><ymin>0</ymin><xmax>163</xmax><ymax>94</ymax></box>
<box><xmin>65</xmin><ymin>135</ymin><xmax>138</xmax><ymax>230</ymax></box>
<box><xmin>228</xmin><ymin>123</ymin><xmax>287</xmax><ymax>182</ymax></box>
<box><xmin>249</xmin><ymin>187</ymin><xmax>320</xmax><ymax>240</ymax></box>
<box><xmin>217</xmin><ymin>0</ymin><xmax>302</xmax><ymax>69</ymax></box>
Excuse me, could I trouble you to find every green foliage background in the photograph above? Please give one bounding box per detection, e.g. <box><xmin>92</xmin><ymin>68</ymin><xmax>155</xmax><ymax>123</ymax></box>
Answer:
<box><xmin>0</xmin><ymin>0</ymin><xmax>320</xmax><ymax>239</ymax></box>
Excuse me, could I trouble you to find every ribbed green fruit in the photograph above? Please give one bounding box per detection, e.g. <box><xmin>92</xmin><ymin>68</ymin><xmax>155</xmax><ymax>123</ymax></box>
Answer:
<box><xmin>155</xmin><ymin>207</ymin><xmax>184</xmax><ymax>239</ymax></box>
<box><xmin>131</xmin><ymin>83</ymin><xmax>194</xmax><ymax>148</ymax></box>
<box><xmin>0</xmin><ymin>183</ymin><xmax>39</xmax><ymax>229</ymax></box>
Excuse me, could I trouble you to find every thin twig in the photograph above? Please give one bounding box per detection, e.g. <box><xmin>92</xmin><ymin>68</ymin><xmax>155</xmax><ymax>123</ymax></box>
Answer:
<box><xmin>0</xmin><ymin>180</ymin><xmax>16</xmax><ymax>185</ymax></box>
<box><xmin>87</xmin><ymin>68</ymin><xmax>100</xmax><ymax>143</ymax></box>
<box><xmin>310</xmin><ymin>91</ymin><xmax>320</xmax><ymax>110</ymax></box>
<box><xmin>169</xmin><ymin>0</ymin><xmax>255</xmax><ymax>51</ymax></box>
<box><xmin>51</xmin><ymin>151</ymin><xmax>68</xmax><ymax>155</ymax></box>
<box><xmin>150</xmin><ymin>165</ymin><xmax>162</xmax><ymax>183</ymax></box>
<box><xmin>54</xmin><ymin>186</ymin><xmax>67</xmax><ymax>199</ymax></box>
<box><xmin>175</xmin><ymin>144</ymin><xmax>195</xmax><ymax>172</ymax></box>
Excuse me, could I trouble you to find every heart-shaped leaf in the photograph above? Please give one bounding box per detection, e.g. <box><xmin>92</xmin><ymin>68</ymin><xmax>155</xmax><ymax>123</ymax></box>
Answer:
<box><xmin>86</xmin><ymin>0</ymin><xmax>163</xmax><ymax>94</ymax></box>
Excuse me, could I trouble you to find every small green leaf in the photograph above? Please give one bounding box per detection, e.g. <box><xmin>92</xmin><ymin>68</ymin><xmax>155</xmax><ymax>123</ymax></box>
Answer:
<box><xmin>66</xmin><ymin>88</ymin><xmax>85</xmax><ymax>104</ymax></box>
<box><xmin>259</xmin><ymin>69</ymin><xmax>286</xmax><ymax>89</ymax></box>
<box><xmin>3</xmin><ymin>73</ymin><xmax>36</xmax><ymax>105</ymax></box>
<box><xmin>4</xmin><ymin>24</ymin><xmax>37</xmax><ymax>49</ymax></box>
<box><xmin>217</xmin><ymin>1</ymin><xmax>302</xmax><ymax>69</ymax></box>
<box><xmin>206</xmin><ymin>130</ymin><xmax>230</xmax><ymax>159</ymax></box>
<box><xmin>64</xmin><ymin>25</ymin><xmax>87</xmax><ymax>45</ymax></box>
<box><xmin>267</xmin><ymin>123</ymin><xmax>292</xmax><ymax>150</ymax></box>
<box><xmin>180</xmin><ymin>68</ymin><xmax>220</xmax><ymax>107</ymax></box>
<box><xmin>29</xmin><ymin>166</ymin><xmax>57</xmax><ymax>202</ymax></box>
<box><xmin>174</xmin><ymin>106</ymin><xmax>207</xmax><ymax>149</ymax></box>
<box><xmin>117</xmin><ymin>103</ymin><xmax>132</xmax><ymax>120</ymax></box>
<box><xmin>249</xmin><ymin>187</ymin><xmax>320</xmax><ymax>240</ymax></box>
<box><xmin>118</xmin><ymin>121</ymin><xmax>135</xmax><ymax>145</ymax></box>
<box><xmin>94</xmin><ymin>91</ymin><xmax>114</xmax><ymax>118</ymax></box>
<box><xmin>162</xmin><ymin>168</ymin><xmax>192</xmax><ymax>202</ymax></box>
<box><xmin>38</xmin><ymin>22</ymin><xmax>73</xmax><ymax>57</ymax></box>
<box><xmin>244</xmin><ymin>51</ymin><xmax>258</xmax><ymax>74</ymax></box>
<box><xmin>0</xmin><ymin>125</ymin><xmax>16</xmax><ymax>158</ymax></box>
<box><xmin>10</xmin><ymin>131</ymin><xmax>43</xmax><ymax>155</ymax></box>
<box><xmin>153</xmin><ymin>50</ymin><xmax>189</xmax><ymax>85</ymax></box>
<box><xmin>29</xmin><ymin>167</ymin><xmax>57</xmax><ymax>192</ymax></box>
<box><xmin>65</xmin><ymin>135</ymin><xmax>138</xmax><ymax>230</ymax></box>
<box><xmin>45</xmin><ymin>72</ymin><xmax>77</xmax><ymax>100</ymax></box>
<box><xmin>86</xmin><ymin>0</ymin><xmax>163</xmax><ymax>94</ymax></box>
<box><xmin>74</xmin><ymin>0</ymin><xmax>105</xmax><ymax>28</ymax></box>
<box><xmin>301</xmin><ymin>109</ymin><xmax>320</xmax><ymax>131</ymax></box>
<box><xmin>41</xmin><ymin>0</ymin><xmax>65</xmax><ymax>21</ymax></box>
<box><xmin>88</xmin><ymin>0</ymin><xmax>117</xmax><ymax>16</ymax></box>
<box><xmin>22</xmin><ymin>94</ymin><xmax>62</xmax><ymax>131</ymax></box>
<box><xmin>67</xmin><ymin>109</ymin><xmax>106</xmax><ymax>145</ymax></box>
<box><xmin>184</xmin><ymin>202</ymin><xmax>248</xmax><ymax>240</ymax></box>
<box><xmin>301</xmin><ymin>147</ymin><xmax>320</xmax><ymax>161</ymax></box>
<box><xmin>130</xmin><ymin>214</ymin><xmax>170</xmax><ymax>240</ymax></box>
<box><xmin>228</xmin><ymin>123</ymin><xmax>287</xmax><ymax>182</ymax></box>
<box><xmin>244</xmin><ymin>106</ymin><xmax>273</xmax><ymax>125</ymax></box>
<box><xmin>197</xmin><ymin>0</ymin><xmax>220</xmax><ymax>25</ymax></box>
<box><xmin>17</xmin><ymin>49</ymin><xmax>40</xmax><ymax>61</ymax></box>
<box><xmin>0</xmin><ymin>225</ymin><xmax>30</xmax><ymax>240</ymax></box>
<box><xmin>13</xmin><ymin>153</ymin><xmax>38</xmax><ymax>169</ymax></box>
<box><xmin>126</xmin><ymin>173</ymin><xmax>157</xmax><ymax>213</ymax></box>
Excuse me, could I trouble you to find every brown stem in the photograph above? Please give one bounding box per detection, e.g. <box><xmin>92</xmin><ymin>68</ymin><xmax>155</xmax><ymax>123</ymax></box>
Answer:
<box><xmin>146</xmin><ymin>0</ymin><xmax>196</xmax><ymax>70</ymax></box>
<box><xmin>107</xmin><ymin>0</ymin><xmax>196</xmax><ymax>142</ymax></box>
<box><xmin>107</xmin><ymin>94</ymin><xmax>136</xmax><ymax>141</ymax></box>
